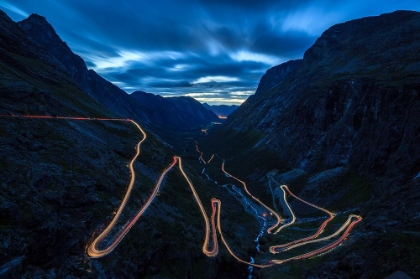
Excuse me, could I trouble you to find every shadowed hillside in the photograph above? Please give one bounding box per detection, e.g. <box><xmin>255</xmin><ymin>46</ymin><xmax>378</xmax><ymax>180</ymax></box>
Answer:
<box><xmin>202</xmin><ymin>10</ymin><xmax>420</xmax><ymax>278</ymax></box>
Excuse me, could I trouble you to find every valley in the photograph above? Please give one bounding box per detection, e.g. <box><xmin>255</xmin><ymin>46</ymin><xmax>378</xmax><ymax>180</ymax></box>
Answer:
<box><xmin>1</xmin><ymin>113</ymin><xmax>363</xmax><ymax>278</ymax></box>
<box><xmin>1</xmin><ymin>6</ymin><xmax>420</xmax><ymax>279</ymax></box>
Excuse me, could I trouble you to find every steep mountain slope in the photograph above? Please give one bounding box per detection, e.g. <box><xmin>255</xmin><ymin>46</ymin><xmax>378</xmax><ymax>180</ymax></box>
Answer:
<box><xmin>16</xmin><ymin>14</ymin><xmax>217</xmax><ymax>141</ymax></box>
<box><xmin>223</xmin><ymin>10</ymin><xmax>420</xmax><ymax>179</ymax></box>
<box><xmin>0</xmin><ymin>10</ymin><xmax>248</xmax><ymax>278</ymax></box>
<box><xmin>17</xmin><ymin>14</ymin><xmax>92</xmax><ymax>94</ymax></box>
<box><xmin>203</xmin><ymin>10</ymin><xmax>420</xmax><ymax>278</ymax></box>
<box><xmin>253</xmin><ymin>59</ymin><xmax>302</xmax><ymax>96</ymax></box>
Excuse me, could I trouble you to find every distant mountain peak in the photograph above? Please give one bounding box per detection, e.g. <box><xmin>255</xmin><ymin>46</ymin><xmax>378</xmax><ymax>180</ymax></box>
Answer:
<box><xmin>202</xmin><ymin>103</ymin><xmax>238</xmax><ymax>117</ymax></box>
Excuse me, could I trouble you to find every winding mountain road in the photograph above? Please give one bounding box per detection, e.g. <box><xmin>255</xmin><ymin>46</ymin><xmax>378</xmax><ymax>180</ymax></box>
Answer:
<box><xmin>3</xmin><ymin>114</ymin><xmax>362</xmax><ymax>269</ymax></box>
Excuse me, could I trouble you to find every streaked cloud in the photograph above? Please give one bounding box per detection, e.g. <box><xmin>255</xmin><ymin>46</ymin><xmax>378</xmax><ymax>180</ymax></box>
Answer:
<box><xmin>2</xmin><ymin>0</ymin><xmax>420</xmax><ymax>105</ymax></box>
<box><xmin>0</xmin><ymin>2</ymin><xmax>28</xmax><ymax>17</ymax></box>
<box><xmin>191</xmin><ymin>76</ymin><xmax>240</xmax><ymax>84</ymax></box>
<box><xmin>230</xmin><ymin>90</ymin><xmax>255</xmax><ymax>96</ymax></box>
<box><xmin>230</xmin><ymin>51</ymin><xmax>283</xmax><ymax>65</ymax></box>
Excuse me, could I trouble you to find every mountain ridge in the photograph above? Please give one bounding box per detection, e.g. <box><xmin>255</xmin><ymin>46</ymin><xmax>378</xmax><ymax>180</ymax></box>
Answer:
<box><xmin>130</xmin><ymin>90</ymin><xmax>219</xmax><ymax>130</ymax></box>
<box><xmin>2</xmin><ymin>8</ymin><xmax>420</xmax><ymax>279</ymax></box>
<box><xmin>16</xmin><ymin>13</ymin><xmax>218</xmax><ymax>142</ymax></box>
<box><xmin>224</xmin><ymin>10</ymin><xmax>420</xmax><ymax>179</ymax></box>
<box><xmin>0</xmin><ymin>9</ymin><xmax>244</xmax><ymax>278</ymax></box>
<box><xmin>204</xmin><ymin>10</ymin><xmax>420</xmax><ymax>278</ymax></box>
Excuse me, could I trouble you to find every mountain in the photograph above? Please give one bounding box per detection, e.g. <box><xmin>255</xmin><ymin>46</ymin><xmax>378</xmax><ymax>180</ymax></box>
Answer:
<box><xmin>203</xmin><ymin>10</ymin><xmax>420</xmax><ymax>278</ymax></box>
<box><xmin>17</xmin><ymin>14</ymin><xmax>92</xmax><ymax>94</ymax></box>
<box><xmin>254</xmin><ymin>59</ymin><xmax>302</xmax><ymax>96</ymax></box>
<box><xmin>16</xmin><ymin>14</ymin><xmax>217</xmax><ymax>142</ymax></box>
<box><xmin>3</xmin><ymin>8</ymin><xmax>420</xmax><ymax>278</ymax></box>
<box><xmin>202</xmin><ymin>103</ymin><xmax>238</xmax><ymax>117</ymax></box>
<box><xmin>0</xmin><ymin>10</ymin><xmax>247</xmax><ymax>278</ymax></box>
<box><xmin>224</xmin><ymin>10</ymin><xmax>420</xmax><ymax>179</ymax></box>
<box><xmin>131</xmin><ymin>91</ymin><xmax>219</xmax><ymax>130</ymax></box>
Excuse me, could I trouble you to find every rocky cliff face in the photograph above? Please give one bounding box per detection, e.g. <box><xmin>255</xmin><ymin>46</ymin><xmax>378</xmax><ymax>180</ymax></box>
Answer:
<box><xmin>225</xmin><ymin>10</ymin><xmax>420</xmax><ymax>180</ymax></box>
<box><xmin>254</xmin><ymin>59</ymin><xmax>302</xmax><ymax>96</ymax></box>
<box><xmin>209</xmin><ymin>10</ymin><xmax>420</xmax><ymax>278</ymax></box>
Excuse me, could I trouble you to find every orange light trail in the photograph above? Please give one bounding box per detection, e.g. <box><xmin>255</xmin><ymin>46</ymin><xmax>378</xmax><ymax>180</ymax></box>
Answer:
<box><xmin>268</xmin><ymin>179</ymin><xmax>335</xmax><ymax>253</ymax></box>
<box><xmin>196</xmin><ymin>144</ymin><xmax>362</xmax><ymax>267</ymax></box>
<box><xmin>1</xmin><ymin>114</ymin><xmax>145</xmax><ymax>257</ymax></box>
<box><xmin>176</xmin><ymin>156</ymin><xmax>218</xmax><ymax>257</ymax></box>
<box><xmin>87</xmin><ymin>118</ymin><xmax>148</xmax><ymax>257</ymax></box>
<box><xmin>211</xmin><ymin>198</ymin><xmax>274</xmax><ymax>268</ymax></box>
<box><xmin>195</xmin><ymin>143</ymin><xmax>214</xmax><ymax>164</ymax></box>
<box><xmin>269</xmin><ymin>215</ymin><xmax>362</xmax><ymax>264</ymax></box>
<box><xmin>4</xmin><ymin>114</ymin><xmax>362</xmax><ymax>268</ymax></box>
<box><xmin>271</xmin><ymin>184</ymin><xmax>297</xmax><ymax>234</ymax></box>
<box><xmin>0</xmin><ymin>114</ymin><xmax>130</xmax><ymax>122</ymax></box>
<box><xmin>221</xmin><ymin>160</ymin><xmax>282</xmax><ymax>234</ymax></box>
<box><xmin>278</xmin><ymin>214</ymin><xmax>361</xmax><ymax>252</ymax></box>
<box><xmin>87</xmin><ymin>154</ymin><xmax>176</xmax><ymax>257</ymax></box>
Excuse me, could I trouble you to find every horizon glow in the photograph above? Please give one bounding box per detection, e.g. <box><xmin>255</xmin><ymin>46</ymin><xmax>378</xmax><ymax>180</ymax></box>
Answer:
<box><xmin>2</xmin><ymin>0</ymin><xmax>420</xmax><ymax>105</ymax></box>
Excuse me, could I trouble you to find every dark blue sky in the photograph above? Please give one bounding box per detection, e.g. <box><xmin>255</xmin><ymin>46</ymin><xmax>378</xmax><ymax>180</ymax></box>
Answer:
<box><xmin>2</xmin><ymin>0</ymin><xmax>420</xmax><ymax>105</ymax></box>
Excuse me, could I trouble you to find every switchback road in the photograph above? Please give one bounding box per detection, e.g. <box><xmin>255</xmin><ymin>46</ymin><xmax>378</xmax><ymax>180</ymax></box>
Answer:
<box><xmin>3</xmin><ymin>114</ymin><xmax>362</xmax><ymax>269</ymax></box>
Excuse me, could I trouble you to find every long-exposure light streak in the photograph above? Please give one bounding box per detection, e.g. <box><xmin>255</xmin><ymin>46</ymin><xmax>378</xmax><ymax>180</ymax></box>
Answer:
<box><xmin>87</xmin><ymin>119</ymin><xmax>148</xmax><ymax>258</ymax></box>
<box><xmin>176</xmin><ymin>156</ymin><xmax>218</xmax><ymax>257</ymax></box>
<box><xmin>269</xmin><ymin>215</ymin><xmax>362</xmax><ymax>264</ymax></box>
<box><xmin>212</xmin><ymin>198</ymin><xmax>274</xmax><ymax>268</ymax></box>
<box><xmin>207</xmin><ymin>154</ymin><xmax>215</xmax><ymax>164</ymax></box>
<box><xmin>273</xmin><ymin>185</ymin><xmax>297</xmax><ymax>234</ymax></box>
<box><xmin>268</xmin><ymin>179</ymin><xmax>335</xmax><ymax>253</ymax></box>
<box><xmin>0</xmin><ymin>114</ymin><xmax>146</xmax><ymax>257</ymax></box>
<box><xmin>278</xmin><ymin>214</ymin><xmax>361</xmax><ymax>252</ymax></box>
<box><xmin>195</xmin><ymin>143</ymin><xmax>214</xmax><ymax>164</ymax></box>
<box><xmin>3</xmin><ymin>114</ymin><xmax>362</xmax><ymax>269</ymax></box>
<box><xmin>221</xmin><ymin>160</ymin><xmax>282</xmax><ymax>234</ymax></box>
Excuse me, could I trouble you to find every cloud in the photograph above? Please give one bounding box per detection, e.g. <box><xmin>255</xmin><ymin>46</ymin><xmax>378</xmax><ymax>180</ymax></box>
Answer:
<box><xmin>148</xmin><ymin>80</ymin><xmax>193</xmax><ymax>88</ymax></box>
<box><xmin>0</xmin><ymin>2</ymin><xmax>28</xmax><ymax>17</ymax></box>
<box><xmin>191</xmin><ymin>76</ymin><xmax>240</xmax><ymax>84</ymax></box>
<box><xmin>280</xmin><ymin>5</ymin><xmax>345</xmax><ymax>36</ymax></box>
<box><xmin>3</xmin><ymin>0</ymin><xmax>420</xmax><ymax>105</ymax></box>
<box><xmin>230</xmin><ymin>50</ymin><xmax>283</xmax><ymax>65</ymax></box>
<box><xmin>230</xmin><ymin>90</ymin><xmax>255</xmax><ymax>96</ymax></box>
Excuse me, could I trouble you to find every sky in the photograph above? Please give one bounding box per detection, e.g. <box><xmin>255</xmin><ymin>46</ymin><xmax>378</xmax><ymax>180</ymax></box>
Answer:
<box><xmin>1</xmin><ymin>0</ymin><xmax>420</xmax><ymax>105</ymax></box>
